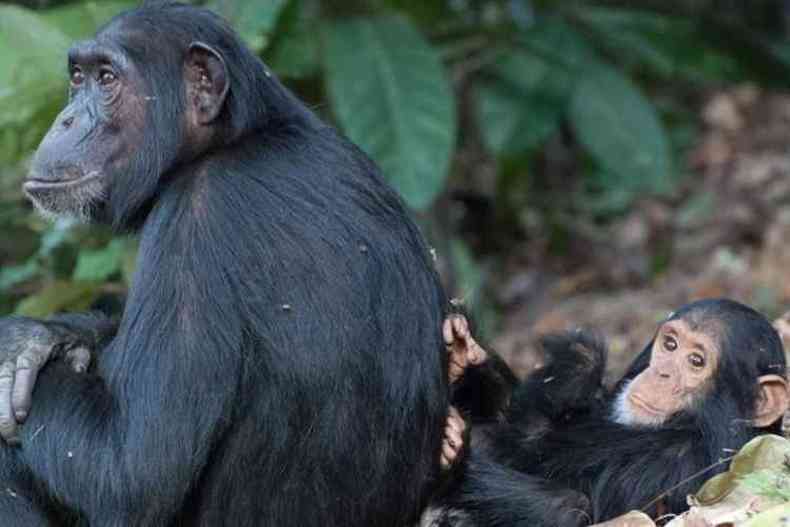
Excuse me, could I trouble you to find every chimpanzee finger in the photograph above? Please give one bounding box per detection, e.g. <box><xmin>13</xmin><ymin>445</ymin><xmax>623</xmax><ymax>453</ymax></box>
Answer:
<box><xmin>447</xmin><ymin>408</ymin><xmax>465</xmax><ymax>434</ymax></box>
<box><xmin>0</xmin><ymin>361</ymin><xmax>19</xmax><ymax>445</ymax></box>
<box><xmin>442</xmin><ymin>441</ymin><xmax>458</xmax><ymax>465</ymax></box>
<box><xmin>443</xmin><ymin>318</ymin><xmax>456</xmax><ymax>347</ymax></box>
<box><xmin>65</xmin><ymin>346</ymin><xmax>91</xmax><ymax>374</ymax></box>
<box><xmin>13</xmin><ymin>350</ymin><xmax>47</xmax><ymax>423</ymax></box>
<box><xmin>452</xmin><ymin>316</ymin><xmax>470</xmax><ymax>340</ymax></box>
<box><xmin>448</xmin><ymin>358</ymin><xmax>466</xmax><ymax>383</ymax></box>
<box><xmin>444</xmin><ymin>426</ymin><xmax>462</xmax><ymax>450</ymax></box>
<box><xmin>467</xmin><ymin>340</ymin><xmax>487</xmax><ymax>365</ymax></box>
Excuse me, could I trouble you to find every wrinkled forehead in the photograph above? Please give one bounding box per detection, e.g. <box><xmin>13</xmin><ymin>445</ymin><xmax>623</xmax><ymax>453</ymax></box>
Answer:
<box><xmin>93</xmin><ymin>15</ymin><xmax>174</xmax><ymax>59</ymax></box>
<box><xmin>67</xmin><ymin>38</ymin><xmax>128</xmax><ymax>68</ymax></box>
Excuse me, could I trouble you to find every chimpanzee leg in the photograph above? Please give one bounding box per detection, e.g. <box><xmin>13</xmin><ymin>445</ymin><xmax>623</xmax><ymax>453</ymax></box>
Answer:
<box><xmin>438</xmin><ymin>452</ymin><xmax>591</xmax><ymax>527</ymax></box>
<box><xmin>0</xmin><ymin>447</ymin><xmax>54</xmax><ymax>526</ymax></box>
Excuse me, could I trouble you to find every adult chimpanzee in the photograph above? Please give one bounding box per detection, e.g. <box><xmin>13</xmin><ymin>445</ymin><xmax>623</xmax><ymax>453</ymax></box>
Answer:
<box><xmin>433</xmin><ymin>298</ymin><xmax>790</xmax><ymax>526</ymax></box>
<box><xmin>0</xmin><ymin>3</ymin><xmax>452</xmax><ymax>525</ymax></box>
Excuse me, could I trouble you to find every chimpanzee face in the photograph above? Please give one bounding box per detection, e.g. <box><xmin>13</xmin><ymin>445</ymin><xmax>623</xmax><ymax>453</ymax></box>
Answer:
<box><xmin>24</xmin><ymin>21</ymin><xmax>229</xmax><ymax>228</ymax></box>
<box><xmin>618</xmin><ymin>319</ymin><xmax>719</xmax><ymax>426</ymax></box>
<box><xmin>612</xmin><ymin>310</ymin><xmax>789</xmax><ymax>429</ymax></box>
<box><xmin>24</xmin><ymin>38</ymin><xmax>148</xmax><ymax>222</ymax></box>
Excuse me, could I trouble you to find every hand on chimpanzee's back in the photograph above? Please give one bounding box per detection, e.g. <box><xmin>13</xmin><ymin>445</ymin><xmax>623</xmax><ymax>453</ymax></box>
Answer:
<box><xmin>0</xmin><ymin>315</ymin><xmax>110</xmax><ymax>444</ymax></box>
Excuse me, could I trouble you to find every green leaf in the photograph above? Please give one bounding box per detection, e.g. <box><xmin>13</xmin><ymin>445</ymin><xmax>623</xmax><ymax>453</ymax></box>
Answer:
<box><xmin>326</xmin><ymin>15</ymin><xmax>457</xmax><ymax>209</ymax></box>
<box><xmin>740</xmin><ymin>469</ymin><xmax>790</xmax><ymax>502</ymax></box>
<box><xmin>15</xmin><ymin>280</ymin><xmax>102</xmax><ymax>317</ymax></box>
<box><xmin>38</xmin><ymin>218</ymin><xmax>77</xmax><ymax>257</ymax></box>
<box><xmin>477</xmin><ymin>51</ymin><xmax>567</xmax><ymax>155</ymax></box>
<box><xmin>73</xmin><ymin>239</ymin><xmax>126</xmax><ymax>282</ymax></box>
<box><xmin>0</xmin><ymin>5</ymin><xmax>69</xmax><ymax>86</ymax></box>
<box><xmin>0</xmin><ymin>219</ymin><xmax>78</xmax><ymax>293</ymax></box>
<box><xmin>695</xmin><ymin>435</ymin><xmax>790</xmax><ymax>506</ymax></box>
<box><xmin>0</xmin><ymin>5</ymin><xmax>71</xmax><ymax>154</ymax></box>
<box><xmin>743</xmin><ymin>503</ymin><xmax>790</xmax><ymax>526</ymax></box>
<box><xmin>569</xmin><ymin>64</ymin><xmax>673</xmax><ymax>196</ymax></box>
<box><xmin>207</xmin><ymin>0</ymin><xmax>288</xmax><ymax>52</ymax></box>
<box><xmin>41</xmin><ymin>1</ymin><xmax>137</xmax><ymax>40</ymax></box>
<box><xmin>519</xmin><ymin>17</ymin><xmax>598</xmax><ymax>74</ymax></box>
<box><xmin>568</xmin><ymin>6</ymin><xmax>676</xmax><ymax>76</ymax></box>
<box><xmin>569</xmin><ymin>5</ymin><xmax>745</xmax><ymax>83</ymax></box>
<box><xmin>264</xmin><ymin>0</ymin><xmax>320</xmax><ymax>79</ymax></box>
<box><xmin>0</xmin><ymin>261</ymin><xmax>39</xmax><ymax>292</ymax></box>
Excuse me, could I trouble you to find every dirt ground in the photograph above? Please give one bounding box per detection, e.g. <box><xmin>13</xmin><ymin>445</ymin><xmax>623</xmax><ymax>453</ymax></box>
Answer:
<box><xmin>487</xmin><ymin>86</ymin><xmax>790</xmax><ymax>384</ymax></box>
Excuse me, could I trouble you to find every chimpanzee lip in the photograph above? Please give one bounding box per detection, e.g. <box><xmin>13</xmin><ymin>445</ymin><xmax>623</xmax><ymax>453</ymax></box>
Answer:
<box><xmin>24</xmin><ymin>171</ymin><xmax>100</xmax><ymax>191</ymax></box>
<box><xmin>629</xmin><ymin>393</ymin><xmax>667</xmax><ymax>415</ymax></box>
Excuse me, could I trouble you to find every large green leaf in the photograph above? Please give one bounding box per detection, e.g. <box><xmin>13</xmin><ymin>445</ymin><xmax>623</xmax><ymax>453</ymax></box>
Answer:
<box><xmin>73</xmin><ymin>238</ymin><xmax>127</xmax><ymax>282</ymax></box>
<box><xmin>42</xmin><ymin>1</ymin><xmax>137</xmax><ymax>40</ymax></box>
<box><xmin>0</xmin><ymin>5</ymin><xmax>70</xmax><ymax>133</ymax></box>
<box><xmin>0</xmin><ymin>261</ymin><xmax>39</xmax><ymax>292</ymax></box>
<box><xmin>0</xmin><ymin>219</ymin><xmax>76</xmax><ymax>292</ymax></box>
<box><xmin>207</xmin><ymin>0</ymin><xmax>288</xmax><ymax>52</ymax></box>
<box><xmin>569</xmin><ymin>64</ymin><xmax>673</xmax><ymax>195</ymax></box>
<box><xmin>264</xmin><ymin>0</ymin><xmax>321</xmax><ymax>79</ymax></box>
<box><xmin>519</xmin><ymin>17</ymin><xmax>598</xmax><ymax>75</ymax></box>
<box><xmin>569</xmin><ymin>5</ymin><xmax>746</xmax><ymax>83</ymax></box>
<box><xmin>14</xmin><ymin>280</ymin><xmax>102</xmax><ymax>317</ymax></box>
<box><xmin>0</xmin><ymin>2</ymin><xmax>134</xmax><ymax>161</ymax></box>
<box><xmin>743</xmin><ymin>504</ymin><xmax>790</xmax><ymax>527</ymax></box>
<box><xmin>477</xmin><ymin>51</ymin><xmax>568</xmax><ymax>155</ymax></box>
<box><xmin>695</xmin><ymin>434</ymin><xmax>790</xmax><ymax>506</ymax></box>
<box><xmin>326</xmin><ymin>15</ymin><xmax>457</xmax><ymax>210</ymax></box>
<box><xmin>569</xmin><ymin>6</ymin><xmax>676</xmax><ymax>76</ymax></box>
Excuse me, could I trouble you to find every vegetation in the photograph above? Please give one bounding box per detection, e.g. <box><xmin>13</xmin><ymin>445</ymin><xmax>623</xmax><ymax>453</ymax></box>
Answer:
<box><xmin>2</xmin><ymin>0</ymin><xmax>790</xmax><ymax>318</ymax></box>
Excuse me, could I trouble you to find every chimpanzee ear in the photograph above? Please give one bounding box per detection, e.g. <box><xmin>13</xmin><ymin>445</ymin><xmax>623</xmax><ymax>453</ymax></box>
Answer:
<box><xmin>185</xmin><ymin>42</ymin><xmax>229</xmax><ymax>125</ymax></box>
<box><xmin>753</xmin><ymin>374</ymin><xmax>789</xmax><ymax>428</ymax></box>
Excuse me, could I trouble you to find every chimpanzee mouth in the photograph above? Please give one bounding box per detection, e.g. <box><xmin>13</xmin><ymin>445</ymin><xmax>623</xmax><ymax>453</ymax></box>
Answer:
<box><xmin>628</xmin><ymin>394</ymin><xmax>666</xmax><ymax>415</ymax></box>
<box><xmin>24</xmin><ymin>170</ymin><xmax>101</xmax><ymax>192</ymax></box>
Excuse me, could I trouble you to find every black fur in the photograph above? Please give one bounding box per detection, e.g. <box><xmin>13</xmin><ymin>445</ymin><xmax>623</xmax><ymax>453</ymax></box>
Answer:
<box><xmin>436</xmin><ymin>298</ymin><xmax>786</xmax><ymax>526</ymax></box>
<box><xmin>0</xmin><ymin>4</ymin><xmax>449</xmax><ymax>526</ymax></box>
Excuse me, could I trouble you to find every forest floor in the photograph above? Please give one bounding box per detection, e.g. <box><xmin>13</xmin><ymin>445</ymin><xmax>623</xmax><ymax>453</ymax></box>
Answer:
<box><xmin>486</xmin><ymin>85</ymin><xmax>790</xmax><ymax>384</ymax></box>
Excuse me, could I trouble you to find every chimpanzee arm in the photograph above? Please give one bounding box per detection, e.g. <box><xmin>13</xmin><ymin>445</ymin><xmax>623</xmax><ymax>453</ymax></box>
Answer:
<box><xmin>507</xmin><ymin>329</ymin><xmax>607</xmax><ymax>429</ymax></box>
<box><xmin>0</xmin><ymin>313</ymin><xmax>117</xmax><ymax>443</ymax></box>
<box><xmin>435</xmin><ymin>450</ymin><xmax>591</xmax><ymax>527</ymax></box>
<box><xmin>15</xmin><ymin>301</ymin><xmax>241</xmax><ymax>524</ymax></box>
<box><xmin>45</xmin><ymin>312</ymin><xmax>118</xmax><ymax>352</ymax></box>
<box><xmin>7</xmin><ymin>204</ymin><xmax>245</xmax><ymax>525</ymax></box>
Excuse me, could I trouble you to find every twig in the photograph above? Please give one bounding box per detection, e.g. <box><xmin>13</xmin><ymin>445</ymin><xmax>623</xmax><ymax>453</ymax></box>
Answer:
<box><xmin>640</xmin><ymin>455</ymin><xmax>735</xmax><ymax>513</ymax></box>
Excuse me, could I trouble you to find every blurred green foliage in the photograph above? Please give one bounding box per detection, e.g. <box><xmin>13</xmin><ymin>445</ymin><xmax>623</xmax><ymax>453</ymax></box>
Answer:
<box><xmin>1</xmin><ymin>0</ymin><xmax>790</xmax><ymax>317</ymax></box>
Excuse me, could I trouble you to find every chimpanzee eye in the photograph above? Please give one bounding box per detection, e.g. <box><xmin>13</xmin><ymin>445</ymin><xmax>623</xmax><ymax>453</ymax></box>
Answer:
<box><xmin>663</xmin><ymin>336</ymin><xmax>677</xmax><ymax>352</ymax></box>
<box><xmin>99</xmin><ymin>69</ymin><xmax>117</xmax><ymax>86</ymax></box>
<box><xmin>70</xmin><ymin>67</ymin><xmax>85</xmax><ymax>86</ymax></box>
<box><xmin>688</xmin><ymin>353</ymin><xmax>705</xmax><ymax>369</ymax></box>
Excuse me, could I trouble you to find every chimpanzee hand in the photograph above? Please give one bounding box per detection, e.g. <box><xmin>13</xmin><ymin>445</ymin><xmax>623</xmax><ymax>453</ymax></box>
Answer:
<box><xmin>443</xmin><ymin>314</ymin><xmax>487</xmax><ymax>384</ymax></box>
<box><xmin>512</xmin><ymin>329</ymin><xmax>607</xmax><ymax>425</ymax></box>
<box><xmin>0</xmin><ymin>316</ymin><xmax>94</xmax><ymax>444</ymax></box>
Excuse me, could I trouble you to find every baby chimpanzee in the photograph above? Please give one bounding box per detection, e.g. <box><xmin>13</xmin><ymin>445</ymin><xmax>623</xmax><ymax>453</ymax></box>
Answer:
<box><xmin>434</xmin><ymin>298</ymin><xmax>789</xmax><ymax>526</ymax></box>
